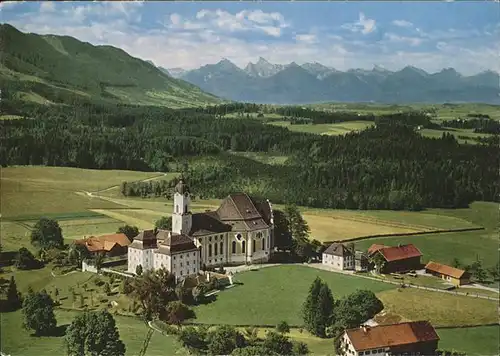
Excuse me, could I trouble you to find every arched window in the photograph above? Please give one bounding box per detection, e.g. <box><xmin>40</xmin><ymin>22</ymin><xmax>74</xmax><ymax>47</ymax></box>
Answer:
<box><xmin>232</xmin><ymin>241</ymin><xmax>236</xmax><ymax>254</ymax></box>
<box><xmin>262</xmin><ymin>238</ymin><xmax>265</xmax><ymax>250</ymax></box>
<box><xmin>253</xmin><ymin>241</ymin><xmax>256</xmax><ymax>253</ymax></box>
<box><xmin>242</xmin><ymin>241</ymin><xmax>246</xmax><ymax>254</ymax></box>
<box><xmin>176</xmin><ymin>205</ymin><xmax>179</xmax><ymax>213</ymax></box>
<box><xmin>208</xmin><ymin>244</ymin><xmax>212</xmax><ymax>257</ymax></box>
<box><xmin>184</xmin><ymin>204</ymin><xmax>188</xmax><ymax>213</ymax></box>
<box><xmin>220</xmin><ymin>242</ymin><xmax>224</xmax><ymax>255</ymax></box>
<box><xmin>257</xmin><ymin>232</ymin><xmax>262</xmax><ymax>239</ymax></box>
<box><xmin>214</xmin><ymin>243</ymin><xmax>218</xmax><ymax>256</ymax></box>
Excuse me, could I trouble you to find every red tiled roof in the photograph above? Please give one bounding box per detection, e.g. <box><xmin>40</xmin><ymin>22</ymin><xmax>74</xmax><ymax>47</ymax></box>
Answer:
<box><xmin>425</xmin><ymin>261</ymin><xmax>468</xmax><ymax>279</ymax></box>
<box><xmin>346</xmin><ymin>321</ymin><xmax>439</xmax><ymax>351</ymax></box>
<box><xmin>75</xmin><ymin>233</ymin><xmax>130</xmax><ymax>253</ymax></box>
<box><xmin>378</xmin><ymin>244</ymin><xmax>422</xmax><ymax>262</ymax></box>
<box><xmin>368</xmin><ymin>244</ymin><xmax>388</xmax><ymax>255</ymax></box>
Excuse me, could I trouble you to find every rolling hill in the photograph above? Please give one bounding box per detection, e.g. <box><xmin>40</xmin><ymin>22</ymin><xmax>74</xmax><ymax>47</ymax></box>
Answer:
<box><xmin>0</xmin><ymin>24</ymin><xmax>222</xmax><ymax>108</ymax></box>
<box><xmin>176</xmin><ymin>58</ymin><xmax>500</xmax><ymax>104</ymax></box>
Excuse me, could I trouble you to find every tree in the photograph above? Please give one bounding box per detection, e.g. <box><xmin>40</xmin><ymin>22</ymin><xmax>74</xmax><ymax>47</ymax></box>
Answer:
<box><xmin>473</xmin><ymin>264</ymin><xmax>488</xmax><ymax>283</ymax></box>
<box><xmin>66</xmin><ymin>310</ymin><xmax>126</xmax><ymax>356</ymax></box>
<box><xmin>94</xmin><ymin>253</ymin><xmax>104</xmax><ymax>271</ymax></box>
<box><xmin>15</xmin><ymin>247</ymin><xmax>39</xmax><ymax>270</ymax></box>
<box><xmin>6</xmin><ymin>276</ymin><xmax>22</xmax><ymax>311</ymax></box>
<box><xmin>292</xmin><ymin>341</ymin><xmax>309</xmax><ymax>355</ymax></box>
<box><xmin>121</xmin><ymin>278</ymin><xmax>133</xmax><ymax>294</ymax></box>
<box><xmin>314</xmin><ymin>283</ymin><xmax>335</xmax><ymax>337</ymax></box>
<box><xmin>272</xmin><ymin>209</ymin><xmax>293</xmax><ymax>251</ymax></box>
<box><xmin>207</xmin><ymin>325</ymin><xmax>245</xmax><ymax>356</ymax></box>
<box><xmin>68</xmin><ymin>243</ymin><xmax>90</xmax><ymax>266</ymax></box>
<box><xmin>103</xmin><ymin>282</ymin><xmax>111</xmax><ymax>295</ymax></box>
<box><xmin>371</xmin><ymin>252</ymin><xmax>386</xmax><ymax>273</ymax></box>
<box><xmin>276</xmin><ymin>320</ymin><xmax>290</xmax><ymax>334</ymax></box>
<box><xmin>117</xmin><ymin>225</ymin><xmax>139</xmax><ymax>241</ymax></box>
<box><xmin>343</xmin><ymin>290</ymin><xmax>384</xmax><ymax>322</ymax></box>
<box><xmin>22</xmin><ymin>290</ymin><xmax>57</xmax><ymax>336</ymax></box>
<box><xmin>161</xmin><ymin>301</ymin><xmax>193</xmax><ymax>326</ymax></box>
<box><xmin>284</xmin><ymin>204</ymin><xmax>310</xmax><ymax>243</ymax></box>
<box><xmin>231</xmin><ymin>346</ymin><xmax>278</xmax><ymax>356</ymax></box>
<box><xmin>178</xmin><ymin>326</ymin><xmax>208</xmax><ymax>353</ymax></box>
<box><xmin>131</xmin><ymin>268</ymin><xmax>177</xmax><ymax>320</ymax></box>
<box><xmin>243</xmin><ymin>326</ymin><xmax>259</xmax><ymax>345</ymax></box>
<box><xmin>135</xmin><ymin>264</ymin><xmax>143</xmax><ymax>276</ymax></box>
<box><xmin>451</xmin><ymin>258</ymin><xmax>462</xmax><ymax>269</ymax></box>
<box><xmin>262</xmin><ymin>331</ymin><xmax>293</xmax><ymax>355</ymax></box>
<box><xmin>488</xmin><ymin>261</ymin><xmax>499</xmax><ymax>281</ymax></box>
<box><xmin>155</xmin><ymin>216</ymin><xmax>172</xmax><ymax>230</ymax></box>
<box><xmin>30</xmin><ymin>218</ymin><xmax>63</xmax><ymax>249</ymax></box>
<box><xmin>302</xmin><ymin>277</ymin><xmax>322</xmax><ymax>335</ymax></box>
<box><xmin>192</xmin><ymin>283</ymin><xmax>208</xmax><ymax>304</ymax></box>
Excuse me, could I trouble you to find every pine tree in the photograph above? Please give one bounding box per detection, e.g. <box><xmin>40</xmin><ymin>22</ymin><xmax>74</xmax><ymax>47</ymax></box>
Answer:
<box><xmin>302</xmin><ymin>277</ymin><xmax>322</xmax><ymax>334</ymax></box>
<box><xmin>315</xmin><ymin>284</ymin><xmax>335</xmax><ymax>337</ymax></box>
<box><xmin>7</xmin><ymin>276</ymin><xmax>22</xmax><ymax>311</ymax></box>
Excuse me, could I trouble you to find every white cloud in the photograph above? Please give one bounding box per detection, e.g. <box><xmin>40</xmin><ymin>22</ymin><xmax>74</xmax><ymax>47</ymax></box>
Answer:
<box><xmin>384</xmin><ymin>33</ymin><xmax>423</xmax><ymax>46</ymax></box>
<box><xmin>342</xmin><ymin>12</ymin><xmax>377</xmax><ymax>35</ymax></box>
<box><xmin>392</xmin><ymin>20</ymin><xmax>413</xmax><ymax>28</ymax></box>
<box><xmin>0</xmin><ymin>1</ymin><xmax>24</xmax><ymax>9</ymax></box>
<box><xmin>168</xmin><ymin>9</ymin><xmax>288</xmax><ymax>37</ymax></box>
<box><xmin>40</xmin><ymin>2</ymin><xmax>56</xmax><ymax>13</ymax></box>
<box><xmin>294</xmin><ymin>33</ymin><xmax>317</xmax><ymax>44</ymax></box>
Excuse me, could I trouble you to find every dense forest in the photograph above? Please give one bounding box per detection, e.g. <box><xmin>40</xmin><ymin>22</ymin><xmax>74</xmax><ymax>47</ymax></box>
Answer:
<box><xmin>1</xmin><ymin>98</ymin><xmax>499</xmax><ymax>210</ymax></box>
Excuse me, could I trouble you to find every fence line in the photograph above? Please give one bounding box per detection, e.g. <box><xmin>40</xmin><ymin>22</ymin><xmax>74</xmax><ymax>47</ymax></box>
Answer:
<box><xmin>323</xmin><ymin>227</ymin><xmax>485</xmax><ymax>245</ymax></box>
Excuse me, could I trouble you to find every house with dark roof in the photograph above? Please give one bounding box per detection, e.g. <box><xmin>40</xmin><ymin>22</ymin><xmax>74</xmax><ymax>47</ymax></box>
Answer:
<box><xmin>340</xmin><ymin>321</ymin><xmax>439</xmax><ymax>356</ymax></box>
<box><xmin>367</xmin><ymin>243</ymin><xmax>422</xmax><ymax>274</ymax></box>
<box><xmin>425</xmin><ymin>261</ymin><xmax>470</xmax><ymax>286</ymax></box>
<box><xmin>127</xmin><ymin>178</ymin><xmax>274</xmax><ymax>279</ymax></box>
<box><xmin>322</xmin><ymin>243</ymin><xmax>355</xmax><ymax>270</ymax></box>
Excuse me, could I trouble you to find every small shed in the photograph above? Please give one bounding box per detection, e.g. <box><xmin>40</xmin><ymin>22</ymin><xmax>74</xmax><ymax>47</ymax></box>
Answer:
<box><xmin>425</xmin><ymin>261</ymin><xmax>470</xmax><ymax>286</ymax></box>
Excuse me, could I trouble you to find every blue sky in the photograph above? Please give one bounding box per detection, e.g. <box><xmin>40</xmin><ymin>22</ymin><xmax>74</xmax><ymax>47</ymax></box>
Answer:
<box><xmin>1</xmin><ymin>1</ymin><xmax>499</xmax><ymax>74</ymax></box>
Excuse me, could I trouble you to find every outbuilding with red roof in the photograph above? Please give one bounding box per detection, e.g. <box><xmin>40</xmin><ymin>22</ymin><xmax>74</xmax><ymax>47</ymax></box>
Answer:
<box><xmin>368</xmin><ymin>243</ymin><xmax>422</xmax><ymax>274</ymax></box>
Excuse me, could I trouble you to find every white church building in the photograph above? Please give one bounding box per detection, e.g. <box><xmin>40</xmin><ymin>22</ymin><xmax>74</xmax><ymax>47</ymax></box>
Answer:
<box><xmin>127</xmin><ymin>179</ymin><xmax>274</xmax><ymax>280</ymax></box>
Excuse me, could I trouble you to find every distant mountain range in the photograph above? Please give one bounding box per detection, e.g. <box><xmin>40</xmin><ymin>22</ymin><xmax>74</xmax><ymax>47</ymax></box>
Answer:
<box><xmin>0</xmin><ymin>24</ymin><xmax>221</xmax><ymax>108</ymax></box>
<box><xmin>166</xmin><ymin>58</ymin><xmax>500</xmax><ymax>104</ymax></box>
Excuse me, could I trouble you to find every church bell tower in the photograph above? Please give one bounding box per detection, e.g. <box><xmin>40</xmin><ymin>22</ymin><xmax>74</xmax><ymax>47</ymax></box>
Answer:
<box><xmin>172</xmin><ymin>178</ymin><xmax>192</xmax><ymax>235</ymax></box>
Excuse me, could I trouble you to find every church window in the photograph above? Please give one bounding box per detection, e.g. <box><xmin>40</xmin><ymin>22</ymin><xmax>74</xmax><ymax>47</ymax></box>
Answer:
<box><xmin>220</xmin><ymin>242</ymin><xmax>223</xmax><ymax>254</ymax></box>
<box><xmin>180</xmin><ymin>262</ymin><xmax>183</xmax><ymax>267</ymax></box>
<box><xmin>200</xmin><ymin>246</ymin><xmax>203</xmax><ymax>257</ymax></box>
<box><xmin>184</xmin><ymin>205</ymin><xmax>188</xmax><ymax>213</ymax></box>
<box><xmin>187</xmin><ymin>261</ymin><xmax>190</xmax><ymax>266</ymax></box>
<box><xmin>173</xmin><ymin>256</ymin><xmax>176</xmax><ymax>260</ymax></box>
<box><xmin>209</xmin><ymin>236</ymin><xmax>212</xmax><ymax>242</ymax></box>
<box><xmin>236</xmin><ymin>233</ymin><xmax>242</xmax><ymax>241</ymax></box>
<box><xmin>257</xmin><ymin>232</ymin><xmax>262</xmax><ymax>239</ymax></box>
<box><xmin>208</xmin><ymin>244</ymin><xmax>212</xmax><ymax>257</ymax></box>
<box><xmin>214</xmin><ymin>243</ymin><xmax>218</xmax><ymax>255</ymax></box>
<box><xmin>253</xmin><ymin>242</ymin><xmax>256</xmax><ymax>253</ymax></box>
<box><xmin>176</xmin><ymin>205</ymin><xmax>179</xmax><ymax>213</ymax></box>
<box><xmin>262</xmin><ymin>238</ymin><xmax>265</xmax><ymax>250</ymax></box>
<box><xmin>231</xmin><ymin>241</ymin><xmax>236</xmax><ymax>254</ymax></box>
<box><xmin>242</xmin><ymin>241</ymin><xmax>246</xmax><ymax>254</ymax></box>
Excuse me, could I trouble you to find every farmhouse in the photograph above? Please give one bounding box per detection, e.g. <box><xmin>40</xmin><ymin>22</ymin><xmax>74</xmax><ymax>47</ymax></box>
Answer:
<box><xmin>340</xmin><ymin>321</ymin><xmax>439</xmax><ymax>356</ymax></box>
<box><xmin>323</xmin><ymin>243</ymin><xmax>369</xmax><ymax>271</ymax></box>
<box><xmin>128</xmin><ymin>179</ymin><xmax>274</xmax><ymax>279</ymax></box>
<box><xmin>425</xmin><ymin>261</ymin><xmax>470</xmax><ymax>286</ymax></box>
<box><xmin>368</xmin><ymin>243</ymin><xmax>422</xmax><ymax>274</ymax></box>
<box><xmin>75</xmin><ymin>233</ymin><xmax>130</xmax><ymax>256</ymax></box>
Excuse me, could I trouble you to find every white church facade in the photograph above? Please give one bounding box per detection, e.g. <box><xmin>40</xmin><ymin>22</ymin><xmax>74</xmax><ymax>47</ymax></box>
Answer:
<box><xmin>127</xmin><ymin>179</ymin><xmax>274</xmax><ymax>280</ymax></box>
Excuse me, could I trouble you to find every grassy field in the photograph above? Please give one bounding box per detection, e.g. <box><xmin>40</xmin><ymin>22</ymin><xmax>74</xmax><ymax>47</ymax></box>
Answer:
<box><xmin>375</xmin><ymin>288</ymin><xmax>498</xmax><ymax>327</ymax></box>
<box><xmin>437</xmin><ymin>325</ymin><xmax>500</xmax><ymax>356</ymax></box>
<box><xmin>268</xmin><ymin>120</ymin><xmax>374</xmax><ymax>135</ymax></box>
<box><xmin>0</xmin><ymin>166</ymin><xmax>163</xmax><ymax>219</ymax></box>
<box><xmin>0</xmin><ymin>309</ymin><xmax>185</xmax><ymax>356</ymax></box>
<box><xmin>355</xmin><ymin>201</ymin><xmax>498</xmax><ymax>267</ymax></box>
<box><xmin>229</xmin><ymin>151</ymin><xmax>290</xmax><ymax>165</ymax></box>
<box><xmin>193</xmin><ymin>265</ymin><xmax>395</xmax><ymax>326</ymax></box>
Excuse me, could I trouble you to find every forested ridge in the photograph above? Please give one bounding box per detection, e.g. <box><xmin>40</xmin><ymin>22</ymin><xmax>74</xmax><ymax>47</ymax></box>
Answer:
<box><xmin>1</xmin><ymin>99</ymin><xmax>499</xmax><ymax>210</ymax></box>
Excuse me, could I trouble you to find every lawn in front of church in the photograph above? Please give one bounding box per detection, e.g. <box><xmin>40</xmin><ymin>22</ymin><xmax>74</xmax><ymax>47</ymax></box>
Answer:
<box><xmin>192</xmin><ymin>265</ymin><xmax>395</xmax><ymax>326</ymax></box>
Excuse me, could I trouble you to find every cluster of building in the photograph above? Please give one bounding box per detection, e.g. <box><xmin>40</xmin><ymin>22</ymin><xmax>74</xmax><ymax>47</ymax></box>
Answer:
<box><xmin>126</xmin><ymin>179</ymin><xmax>274</xmax><ymax>280</ymax></box>
<box><xmin>322</xmin><ymin>241</ymin><xmax>471</xmax><ymax>286</ymax></box>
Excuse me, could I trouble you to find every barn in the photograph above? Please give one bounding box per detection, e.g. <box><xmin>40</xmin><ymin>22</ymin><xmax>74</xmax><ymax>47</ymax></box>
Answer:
<box><xmin>368</xmin><ymin>243</ymin><xmax>422</xmax><ymax>274</ymax></box>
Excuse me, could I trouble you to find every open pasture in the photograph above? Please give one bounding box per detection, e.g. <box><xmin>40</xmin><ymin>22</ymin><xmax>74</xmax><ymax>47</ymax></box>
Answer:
<box><xmin>1</xmin><ymin>166</ymin><xmax>162</xmax><ymax>219</ymax></box>
<box><xmin>229</xmin><ymin>151</ymin><xmax>290</xmax><ymax>165</ymax></box>
<box><xmin>268</xmin><ymin>120</ymin><xmax>373</xmax><ymax>135</ymax></box>
<box><xmin>375</xmin><ymin>288</ymin><xmax>498</xmax><ymax>327</ymax></box>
